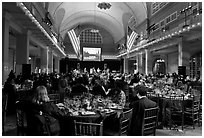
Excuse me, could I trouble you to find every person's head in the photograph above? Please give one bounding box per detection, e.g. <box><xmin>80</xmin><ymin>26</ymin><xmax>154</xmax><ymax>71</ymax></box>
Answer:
<box><xmin>77</xmin><ymin>77</ymin><xmax>84</xmax><ymax>84</ymax></box>
<box><xmin>34</xmin><ymin>86</ymin><xmax>49</xmax><ymax>104</ymax></box>
<box><xmin>135</xmin><ymin>85</ymin><xmax>147</xmax><ymax>99</ymax></box>
<box><xmin>6</xmin><ymin>78</ymin><xmax>15</xmax><ymax>85</ymax></box>
<box><xmin>115</xmin><ymin>80</ymin><xmax>124</xmax><ymax>90</ymax></box>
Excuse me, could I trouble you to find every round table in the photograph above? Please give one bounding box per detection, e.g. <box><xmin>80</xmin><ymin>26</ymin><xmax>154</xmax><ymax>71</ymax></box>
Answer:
<box><xmin>60</xmin><ymin>108</ymin><xmax>122</xmax><ymax>135</ymax></box>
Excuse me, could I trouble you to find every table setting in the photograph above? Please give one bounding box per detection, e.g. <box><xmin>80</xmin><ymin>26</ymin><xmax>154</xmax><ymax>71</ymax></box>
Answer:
<box><xmin>56</xmin><ymin>93</ymin><xmax>123</xmax><ymax>117</ymax></box>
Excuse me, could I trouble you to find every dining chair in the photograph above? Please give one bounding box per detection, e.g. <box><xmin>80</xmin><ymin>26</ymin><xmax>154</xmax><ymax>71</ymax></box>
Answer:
<box><xmin>48</xmin><ymin>93</ymin><xmax>60</xmax><ymax>104</ymax></box>
<box><xmin>166</xmin><ymin>95</ymin><xmax>185</xmax><ymax>130</ymax></box>
<box><xmin>184</xmin><ymin>94</ymin><xmax>200</xmax><ymax>129</ymax></box>
<box><xmin>198</xmin><ymin>104</ymin><xmax>202</xmax><ymax>127</ymax></box>
<box><xmin>74</xmin><ymin>120</ymin><xmax>103</xmax><ymax>136</ymax></box>
<box><xmin>16</xmin><ymin>101</ymin><xmax>27</xmax><ymax>136</ymax></box>
<box><xmin>147</xmin><ymin>93</ymin><xmax>159</xmax><ymax>105</ymax></box>
<box><xmin>118</xmin><ymin>108</ymin><xmax>133</xmax><ymax>135</ymax></box>
<box><xmin>141</xmin><ymin>106</ymin><xmax>159</xmax><ymax>136</ymax></box>
<box><xmin>2</xmin><ymin>92</ymin><xmax>8</xmax><ymax>135</ymax></box>
<box><xmin>123</xmin><ymin>84</ymin><xmax>129</xmax><ymax>102</ymax></box>
<box><xmin>103</xmin><ymin>108</ymin><xmax>133</xmax><ymax>136</ymax></box>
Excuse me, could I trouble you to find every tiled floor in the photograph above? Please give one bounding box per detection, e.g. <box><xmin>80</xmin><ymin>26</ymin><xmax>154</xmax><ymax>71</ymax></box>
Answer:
<box><xmin>2</xmin><ymin>114</ymin><xmax>202</xmax><ymax>136</ymax></box>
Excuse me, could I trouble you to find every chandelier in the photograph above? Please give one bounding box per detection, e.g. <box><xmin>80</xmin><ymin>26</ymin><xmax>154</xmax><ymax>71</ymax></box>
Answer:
<box><xmin>97</xmin><ymin>2</ymin><xmax>111</xmax><ymax>10</ymax></box>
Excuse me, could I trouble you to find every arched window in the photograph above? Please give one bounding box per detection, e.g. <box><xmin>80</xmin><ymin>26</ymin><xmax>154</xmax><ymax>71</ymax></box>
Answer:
<box><xmin>79</xmin><ymin>28</ymin><xmax>103</xmax><ymax>44</ymax></box>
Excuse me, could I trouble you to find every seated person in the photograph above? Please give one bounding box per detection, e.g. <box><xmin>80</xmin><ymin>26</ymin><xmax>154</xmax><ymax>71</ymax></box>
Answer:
<box><xmin>107</xmin><ymin>80</ymin><xmax>126</xmax><ymax>108</ymax></box>
<box><xmin>3</xmin><ymin>78</ymin><xmax>16</xmax><ymax>114</ymax></box>
<box><xmin>129</xmin><ymin>73</ymin><xmax>140</xmax><ymax>85</ymax></box>
<box><xmin>25</xmin><ymin>86</ymin><xmax>64</xmax><ymax>135</ymax></box>
<box><xmin>90</xmin><ymin>77</ymin><xmax>106</xmax><ymax>97</ymax></box>
<box><xmin>128</xmin><ymin>85</ymin><xmax>157</xmax><ymax>136</ymax></box>
<box><xmin>71</xmin><ymin>77</ymin><xmax>88</xmax><ymax>95</ymax></box>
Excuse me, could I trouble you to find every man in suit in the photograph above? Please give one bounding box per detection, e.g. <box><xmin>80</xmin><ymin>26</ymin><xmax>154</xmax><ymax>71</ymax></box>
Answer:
<box><xmin>128</xmin><ymin>85</ymin><xmax>157</xmax><ymax>136</ymax></box>
<box><xmin>71</xmin><ymin>77</ymin><xmax>88</xmax><ymax>95</ymax></box>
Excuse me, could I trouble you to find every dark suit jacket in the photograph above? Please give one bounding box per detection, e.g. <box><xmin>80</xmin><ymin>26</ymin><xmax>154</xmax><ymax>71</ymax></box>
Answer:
<box><xmin>17</xmin><ymin>101</ymin><xmax>64</xmax><ymax>135</ymax></box>
<box><xmin>128</xmin><ymin>97</ymin><xmax>157</xmax><ymax>136</ymax></box>
<box><xmin>71</xmin><ymin>83</ymin><xmax>88</xmax><ymax>95</ymax></box>
<box><xmin>91</xmin><ymin>83</ymin><xmax>106</xmax><ymax>97</ymax></box>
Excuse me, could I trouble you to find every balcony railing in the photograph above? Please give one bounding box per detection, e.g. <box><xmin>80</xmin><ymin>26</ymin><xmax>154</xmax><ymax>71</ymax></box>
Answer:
<box><xmin>132</xmin><ymin>11</ymin><xmax>202</xmax><ymax>51</ymax></box>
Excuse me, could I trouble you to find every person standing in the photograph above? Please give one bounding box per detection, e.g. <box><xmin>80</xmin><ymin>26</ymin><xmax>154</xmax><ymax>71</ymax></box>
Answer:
<box><xmin>58</xmin><ymin>76</ymin><xmax>68</xmax><ymax>102</ymax></box>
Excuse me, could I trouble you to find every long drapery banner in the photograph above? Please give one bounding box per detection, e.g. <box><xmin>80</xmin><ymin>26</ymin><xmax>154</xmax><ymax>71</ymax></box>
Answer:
<box><xmin>127</xmin><ymin>26</ymin><xmax>138</xmax><ymax>52</ymax></box>
<box><xmin>67</xmin><ymin>29</ymin><xmax>80</xmax><ymax>58</ymax></box>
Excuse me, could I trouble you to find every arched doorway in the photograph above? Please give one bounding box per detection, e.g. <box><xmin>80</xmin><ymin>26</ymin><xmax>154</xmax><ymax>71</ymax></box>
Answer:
<box><xmin>153</xmin><ymin>58</ymin><xmax>166</xmax><ymax>75</ymax></box>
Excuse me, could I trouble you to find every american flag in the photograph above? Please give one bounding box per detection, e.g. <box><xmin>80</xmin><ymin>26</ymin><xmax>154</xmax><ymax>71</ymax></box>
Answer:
<box><xmin>127</xmin><ymin>26</ymin><xmax>138</xmax><ymax>51</ymax></box>
<box><xmin>67</xmin><ymin>29</ymin><xmax>80</xmax><ymax>57</ymax></box>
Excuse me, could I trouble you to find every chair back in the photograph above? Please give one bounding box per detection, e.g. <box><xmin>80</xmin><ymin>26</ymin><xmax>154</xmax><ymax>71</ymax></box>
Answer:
<box><xmin>142</xmin><ymin>106</ymin><xmax>159</xmax><ymax>136</ymax></box>
<box><xmin>123</xmin><ymin>84</ymin><xmax>129</xmax><ymax>102</ymax></box>
<box><xmin>119</xmin><ymin>108</ymin><xmax>132</xmax><ymax>135</ymax></box>
<box><xmin>48</xmin><ymin>94</ymin><xmax>60</xmax><ymax>104</ymax></box>
<box><xmin>168</xmin><ymin>95</ymin><xmax>185</xmax><ymax>130</ymax></box>
<box><xmin>147</xmin><ymin>93</ymin><xmax>159</xmax><ymax>104</ymax></box>
<box><xmin>184</xmin><ymin>94</ymin><xmax>200</xmax><ymax>128</ymax></box>
<box><xmin>74</xmin><ymin>120</ymin><xmax>103</xmax><ymax>136</ymax></box>
<box><xmin>189</xmin><ymin>95</ymin><xmax>200</xmax><ymax>110</ymax></box>
<box><xmin>2</xmin><ymin>92</ymin><xmax>8</xmax><ymax>112</ymax></box>
<box><xmin>2</xmin><ymin>92</ymin><xmax>8</xmax><ymax>134</ymax></box>
<box><xmin>16</xmin><ymin>101</ymin><xmax>27</xmax><ymax>135</ymax></box>
<box><xmin>169</xmin><ymin>95</ymin><xmax>185</xmax><ymax>111</ymax></box>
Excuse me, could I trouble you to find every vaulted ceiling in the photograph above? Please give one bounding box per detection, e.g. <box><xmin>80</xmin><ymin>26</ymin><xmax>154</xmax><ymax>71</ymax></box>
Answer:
<box><xmin>48</xmin><ymin>2</ymin><xmax>147</xmax><ymax>43</ymax></box>
<box><xmin>3</xmin><ymin>2</ymin><xmax>148</xmax><ymax>58</ymax></box>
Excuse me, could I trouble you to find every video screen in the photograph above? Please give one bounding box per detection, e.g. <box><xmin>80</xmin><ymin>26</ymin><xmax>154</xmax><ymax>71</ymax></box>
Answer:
<box><xmin>83</xmin><ymin>47</ymin><xmax>101</xmax><ymax>61</ymax></box>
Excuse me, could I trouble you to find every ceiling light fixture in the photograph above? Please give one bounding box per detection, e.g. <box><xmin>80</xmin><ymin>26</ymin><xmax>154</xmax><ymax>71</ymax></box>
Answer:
<box><xmin>97</xmin><ymin>2</ymin><xmax>111</xmax><ymax>10</ymax></box>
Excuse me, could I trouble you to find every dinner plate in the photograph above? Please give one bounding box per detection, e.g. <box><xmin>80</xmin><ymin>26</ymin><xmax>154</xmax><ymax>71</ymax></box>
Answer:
<box><xmin>100</xmin><ymin>109</ymin><xmax>114</xmax><ymax>113</ymax></box>
<box><xmin>109</xmin><ymin>106</ymin><xmax>123</xmax><ymax>110</ymax></box>
<box><xmin>56</xmin><ymin>103</ymin><xmax>64</xmax><ymax>107</ymax></box>
<box><xmin>81</xmin><ymin>111</ymin><xmax>96</xmax><ymax>116</ymax></box>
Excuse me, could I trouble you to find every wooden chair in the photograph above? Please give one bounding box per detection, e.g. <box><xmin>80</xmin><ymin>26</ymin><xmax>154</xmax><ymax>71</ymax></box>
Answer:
<box><xmin>184</xmin><ymin>95</ymin><xmax>200</xmax><ymax>129</ymax></box>
<box><xmin>74</xmin><ymin>120</ymin><xmax>103</xmax><ymax>136</ymax></box>
<box><xmin>123</xmin><ymin>84</ymin><xmax>129</xmax><ymax>102</ymax></box>
<box><xmin>198</xmin><ymin>104</ymin><xmax>202</xmax><ymax>126</ymax></box>
<box><xmin>166</xmin><ymin>95</ymin><xmax>185</xmax><ymax>130</ymax></box>
<box><xmin>147</xmin><ymin>93</ymin><xmax>159</xmax><ymax>104</ymax></box>
<box><xmin>2</xmin><ymin>92</ymin><xmax>8</xmax><ymax>135</ymax></box>
<box><xmin>16</xmin><ymin>101</ymin><xmax>27</xmax><ymax>136</ymax></box>
<box><xmin>141</xmin><ymin>106</ymin><xmax>159</xmax><ymax>136</ymax></box>
<box><xmin>118</xmin><ymin>108</ymin><xmax>133</xmax><ymax>135</ymax></box>
<box><xmin>103</xmin><ymin>108</ymin><xmax>133</xmax><ymax>136</ymax></box>
<box><xmin>48</xmin><ymin>93</ymin><xmax>60</xmax><ymax>104</ymax></box>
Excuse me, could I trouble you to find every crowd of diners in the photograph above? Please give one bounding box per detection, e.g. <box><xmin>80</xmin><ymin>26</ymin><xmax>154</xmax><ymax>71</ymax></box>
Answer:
<box><xmin>2</xmin><ymin>68</ymin><xmax>202</xmax><ymax>135</ymax></box>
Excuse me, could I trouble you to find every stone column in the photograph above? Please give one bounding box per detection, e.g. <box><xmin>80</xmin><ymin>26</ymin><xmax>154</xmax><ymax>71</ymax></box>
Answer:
<box><xmin>40</xmin><ymin>47</ymin><xmax>48</xmax><ymax>74</ymax></box>
<box><xmin>123</xmin><ymin>57</ymin><xmax>129</xmax><ymax>74</ymax></box>
<box><xmin>138</xmin><ymin>53</ymin><xmax>143</xmax><ymax>74</ymax></box>
<box><xmin>54</xmin><ymin>56</ymin><xmax>60</xmax><ymax>73</ymax></box>
<box><xmin>48</xmin><ymin>50</ymin><xmax>53</xmax><ymax>73</ymax></box>
<box><xmin>160</xmin><ymin>54</ymin><xmax>168</xmax><ymax>74</ymax></box>
<box><xmin>16</xmin><ymin>31</ymin><xmax>30</xmax><ymax>76</ymax></box>
<box><xmin>2</xmin><ymin>13</ymin><xmax>10</xmax><ymax>84</ymax></box>
<box><xmin>145</xmin><ymin>49</ymin><xmax>153</xmax><ymax>75</ymax></box>
<box><xmin>178</xmin><ymin>40</ymin><xmax>190</xmax><ymax>75</ymax></box>
<box><xmin>135</xmin><ymin>54</ymin><xmax>139</xmax><ymax>73</ymax></box>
